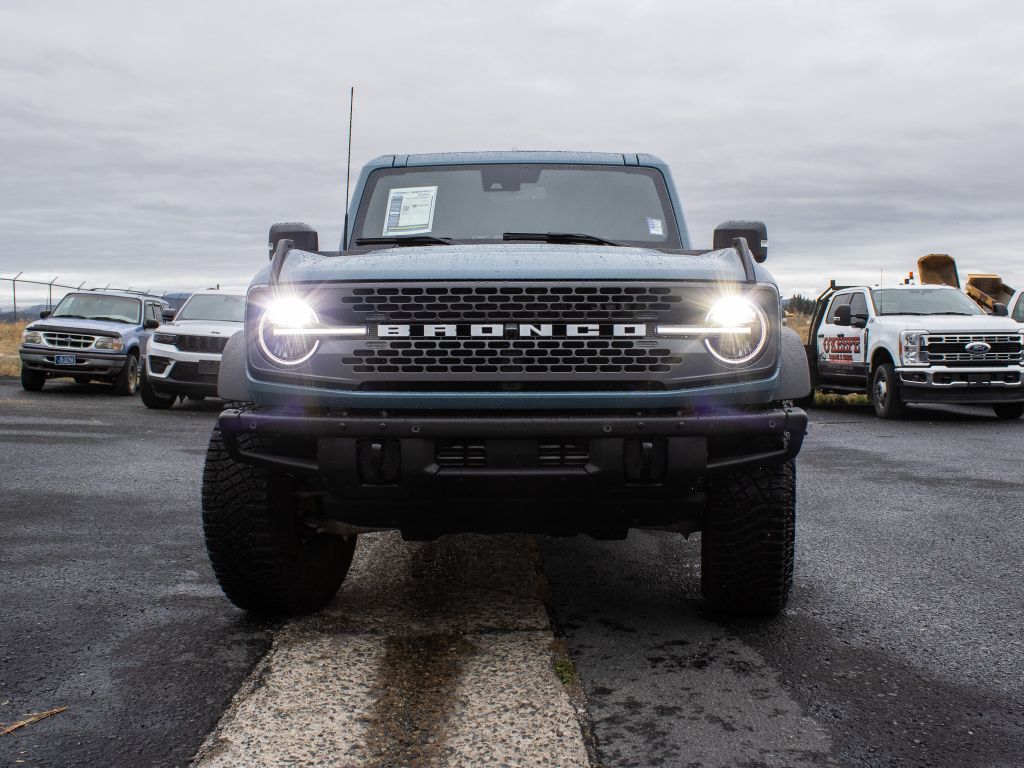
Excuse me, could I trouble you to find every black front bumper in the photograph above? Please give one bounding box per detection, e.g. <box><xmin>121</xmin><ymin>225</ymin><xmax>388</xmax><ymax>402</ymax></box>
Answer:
<box><xmin>19</xmin><ymin>347</ymin><xmax>127</xmax><ymax>378</ymax></box>
<box><xmin>217</xmin><ymin>405</ymin><xmax>808</xmax><ymax>536</ymax></box>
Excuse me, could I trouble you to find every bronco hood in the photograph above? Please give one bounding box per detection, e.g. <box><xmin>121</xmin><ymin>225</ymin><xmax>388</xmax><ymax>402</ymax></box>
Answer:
<box><xmin>270</xmin><ymin>243</ymin><xmax>771</xmax><ymax>284</ymax></box>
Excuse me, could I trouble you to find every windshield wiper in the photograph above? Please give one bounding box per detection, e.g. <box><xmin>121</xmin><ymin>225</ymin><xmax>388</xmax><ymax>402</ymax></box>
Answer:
<box><xmin>354</xmin><ymin>235</ymin><xmax>453</xmax><ymax>247</ymax></box>
<box><xmin>503</xmin><ymin>232</ymin><xmax>624</xmax><ymax>246</ymax></box>
<box><xmin>51</xmin><ymin>314</ymin><xmax>86</xmax><ymax>320</ymax></box>
<box><xmin>91</xmin><ymin>316</ymin><xmax>131</xmax><ymax>323</ymax></box>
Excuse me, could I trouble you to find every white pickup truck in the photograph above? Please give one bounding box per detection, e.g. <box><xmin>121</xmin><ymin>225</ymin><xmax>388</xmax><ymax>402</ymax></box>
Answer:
<box><xmin>804</xmin><ymin>282</ymin><xmax>1024</xmax><ymax>419</ymax></box>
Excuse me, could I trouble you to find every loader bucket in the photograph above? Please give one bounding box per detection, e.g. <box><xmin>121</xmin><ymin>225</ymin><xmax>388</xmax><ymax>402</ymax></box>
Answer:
<box><xmin>917</xmin><ymin>254</ymin><xmax>960</xmax><ymax>288</ymax></box>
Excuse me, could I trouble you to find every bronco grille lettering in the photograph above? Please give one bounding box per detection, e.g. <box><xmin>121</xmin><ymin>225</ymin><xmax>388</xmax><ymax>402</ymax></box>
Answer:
<box><xmin>374</xmin><ymin>323</ymin><xmax>648</xmax><ymax>338</ymax></box>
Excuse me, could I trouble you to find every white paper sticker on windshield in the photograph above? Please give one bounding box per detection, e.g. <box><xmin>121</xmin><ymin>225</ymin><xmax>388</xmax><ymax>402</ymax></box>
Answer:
<box><xmin>646</xmin><ymin>217</ymin><xmax>664</xmax><ymax>236</ymax></box>
<box><xmin>382</xmin><ymin>186</ymin><xmax>438</xmax><ymax>236</ymax></box>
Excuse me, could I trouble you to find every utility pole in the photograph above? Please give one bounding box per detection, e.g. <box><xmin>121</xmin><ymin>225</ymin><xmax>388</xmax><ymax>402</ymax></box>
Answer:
<box><xmin>12</xmin><ymin>272</ymin><xmax>22</xmax><ymax>319</ymax></box>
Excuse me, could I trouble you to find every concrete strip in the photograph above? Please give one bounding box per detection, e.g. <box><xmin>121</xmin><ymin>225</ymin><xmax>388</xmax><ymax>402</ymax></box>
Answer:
<box><xmin>192</xmin><ymin>533</ymin><xmax>590</xmax><ymax>768</ymax></box>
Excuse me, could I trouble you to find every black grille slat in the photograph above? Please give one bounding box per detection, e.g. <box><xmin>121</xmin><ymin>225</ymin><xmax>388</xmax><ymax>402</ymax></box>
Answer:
<box><xmin>172</xmin><ymin>335</ymin><xmax>229</xmax><ymax>354</ymax></box>
<box><xmin>436</xmin><ymin>442</ymin><xmax>486</xmax><ymax>468</ymax></box>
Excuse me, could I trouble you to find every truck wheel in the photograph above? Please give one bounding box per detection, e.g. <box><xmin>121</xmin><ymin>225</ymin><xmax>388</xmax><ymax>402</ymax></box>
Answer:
<box><xmin>993</xmin><ymin>403</ymin><xmax>1024</xmax><ymax>420</ymax></box>
<box><xmin>113</xmin><ymin>352</ymin><xmax>140</xmax><ymax>396</ymax></box>
<box><xmin>140</xmin><ymin>370</ymin><xmax>175</xmax><ymax>409</ymax></box>
<box><xmin>871</xmin><ymin>363</ymin><xmax>905</xmax><ymax>419</ymax></box>
<box><xmin>201</xmin><ymin>426</ymin><xmax>356</xmax><ymax>615</ymax></box>
<box><xmin>21</xmin><ymin>367</ymin><xmax>46</xmax><ymax>392</ymax></box>
<box><xmin>702</xmin><ymin>460</ymin><xmax>795</xmax><ymax>617</ymax></box>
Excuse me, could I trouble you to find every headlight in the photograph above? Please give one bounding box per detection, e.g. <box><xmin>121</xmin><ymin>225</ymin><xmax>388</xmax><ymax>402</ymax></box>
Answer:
<box><xmin>153</xmin><ymin>333</ymin><xmax>177</xmax><ymax>345</ymax></box>
<box><xmin>22</xmin><ymin>330</ymin><xmax>43</xmax><ymax>344</ymax></box>
<box><xmin>702</xmin><ymin>296</ymin><xmax>769</xmax><ymax>365</ymax></box>
<box><xmin>258</xmin><ymin>297</ymin><xmax>320</xmax><ymax>366</ymax></box>
<box><xmin>94</xmin><ymin>336</ymin><xmax>124</xmax><ymax>351</ymax></box>
<box><xmin>899</xmin><ymin>330</ymin><xmax>928</xmax><ymax>366</ymax></box>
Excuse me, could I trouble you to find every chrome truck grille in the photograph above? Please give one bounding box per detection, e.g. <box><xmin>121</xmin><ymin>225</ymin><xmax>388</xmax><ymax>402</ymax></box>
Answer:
<box><xmin>924</xmin><ymin>334</ymin><xmax>1023</xmax><ymax>366</ymax></box>
<box><xmin>43</xmin><ymin>332</ymin><xmax>97</xmax><ymax>349</ymax></box>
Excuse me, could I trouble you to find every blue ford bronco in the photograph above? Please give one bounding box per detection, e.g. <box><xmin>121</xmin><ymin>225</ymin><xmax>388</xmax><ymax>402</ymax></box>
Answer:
<box><xmin>203</xmin><ymin>152</ymin><xmax>811</xmax><ymax>617</ymax></box>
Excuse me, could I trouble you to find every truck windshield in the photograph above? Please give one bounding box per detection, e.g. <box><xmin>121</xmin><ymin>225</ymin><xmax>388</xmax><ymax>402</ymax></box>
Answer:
<box><xmin>175</xmin><ymin>294</ymin><xmax>245</xmax><ymax>322</ymax></box>
<box><xmin>50</xmin><ymin>294</ymin><xmax>141</xmax><ymax>324</ymax></box>
<box><xmin>353</xmin><ymin>164</ymin><xmax>681</xmax><ymax>248</ymax></box>
<box><xmin>870</xmin><ymin>288</ymin><xmax>984</xmax><ymax>316</ymax></box>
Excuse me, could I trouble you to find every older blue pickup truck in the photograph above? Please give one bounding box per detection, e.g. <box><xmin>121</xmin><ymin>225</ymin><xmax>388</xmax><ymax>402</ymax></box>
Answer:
<box><xmin>202</xmin><ymin>152</ymin><xmax>811</xmax><ymax>617</ymax></box>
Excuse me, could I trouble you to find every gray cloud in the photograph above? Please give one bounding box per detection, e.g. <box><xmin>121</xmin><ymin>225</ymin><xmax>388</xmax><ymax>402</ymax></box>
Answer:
<box><xmin>1</xmin><ymin>0</ymin><xmax>1023</xmax><ymax>306</ymax></box>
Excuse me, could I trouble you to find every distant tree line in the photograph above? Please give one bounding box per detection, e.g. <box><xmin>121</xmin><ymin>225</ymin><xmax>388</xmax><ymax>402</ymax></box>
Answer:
<box><xmin>785</xmin><ymin>294</ymin><xmax>816</xmax><ymax>315</ymax></box>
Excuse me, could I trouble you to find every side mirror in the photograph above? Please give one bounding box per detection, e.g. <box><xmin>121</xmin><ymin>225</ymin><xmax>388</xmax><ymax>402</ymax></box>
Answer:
<box><xmin>269</xmin><ymin>222</ymin><xmax>318</xmax><ymax>260</ymax></box>
<box><xmin>833</xmin><ymin>305</ymin><xmax>852</xmax><ymax>326</ymax></box>
<box><xmin>993</xmin><ymin>302</ymin><xmax>1009</xmax><ymax>317</ymax></box>
<box><xmin>851</xmin><ymin>314</ymin><xmax>868</xmax><ymax>329</ymax></box>
<box><xmin>161</xmin><ymin>309</ymin><xmax>176</xmax><ymax>322</ymax></box>
<box><xmin>144</xmin><ymin>318</ymin><xmax>160</xmax><ymax>329</ymax></box>
<box><xmin>39</xmin><ymin>310</ymin><xmax>51</xmax><ymax>319</ymax></box>
<box><xmin>713</xmin><ymin>220</ymin><xmax>768</xmax><ymax>263</ymax></box>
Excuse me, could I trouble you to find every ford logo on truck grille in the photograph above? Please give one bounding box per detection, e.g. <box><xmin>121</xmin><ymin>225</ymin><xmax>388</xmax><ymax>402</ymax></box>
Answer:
<box><xmin>965</xmin><ymin>341</ymin><xmax>992</xmax><ymax>354</ymax></box>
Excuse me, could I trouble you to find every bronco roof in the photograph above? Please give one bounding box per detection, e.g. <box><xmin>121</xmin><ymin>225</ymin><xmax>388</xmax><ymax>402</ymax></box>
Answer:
<box><xmin>367</xmin><ymin>151</ymin><xmax>667</xmax><ymax>168</ymax></box>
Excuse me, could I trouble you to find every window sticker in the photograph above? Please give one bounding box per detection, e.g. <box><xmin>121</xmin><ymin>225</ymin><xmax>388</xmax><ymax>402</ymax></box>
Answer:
<box><xmin>383</xmin><ymin>186</ymin><xmax>438</xmax><ymax>236</ymax></box>
<box><xmin>646</xmin><ymin>217</ymin><xmax>664</xmax><ymax>236</ymax></box>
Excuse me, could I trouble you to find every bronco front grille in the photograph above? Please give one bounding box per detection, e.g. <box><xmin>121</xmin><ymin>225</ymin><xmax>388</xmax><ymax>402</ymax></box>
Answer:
<box><xmin>342</xmin><ymin>284</ymin><xmax>681</xmax><ymax>322</ymax></box>
<box><xmin>343</xmin><ymin>338</ymin><xmax>681</xmax><ymax>376</ymax></box>
<box><xmin>924</xmin><ymin>334</ymin><xmax>1023</xmax><ymax>366</ymax></box>
<box><xmin>172</xmin><ymin>335</ymin><xmax>229</xmax><ymax>354</ymax></box>
<box><xmin>43</xmin><ymin>332</ymin><xmax>97</xmax><ymax>349</ymax></box>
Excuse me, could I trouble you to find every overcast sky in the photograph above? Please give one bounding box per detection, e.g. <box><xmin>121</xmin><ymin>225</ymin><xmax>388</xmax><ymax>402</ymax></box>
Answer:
<box><xmin>2</xmin><ymin>0</ymin><xmax>1022</xmax><ymax>306</ymax></box>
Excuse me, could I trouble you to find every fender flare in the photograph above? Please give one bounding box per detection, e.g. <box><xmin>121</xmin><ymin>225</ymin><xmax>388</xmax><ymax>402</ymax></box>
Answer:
<box><xmin>217</xmin><ymin>330</ymin><xmax>251</xmax><ymax>401</ymax></box>
<box><xmin>774</xmin><ymin>327</ymin><xmax>811</xmax><ymax>400</ymax></box>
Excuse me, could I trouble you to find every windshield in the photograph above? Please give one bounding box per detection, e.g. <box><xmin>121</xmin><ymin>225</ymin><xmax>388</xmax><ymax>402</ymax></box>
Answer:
<box><xmin>353</xmin><ymin>164</ymin><xmax>681</xmax><ymax>248</ymax></box>
<box><xmin>50</xmin><ymin>293</ymin><xmax>141</xmax><ymax>324</ymax></box>
<box><xmin>175</xmin><ymin>294</ymin><xmax>245</xmax><ymax>322</ymax></box>
<box><xmin>871</xmin><ymin>288</ymin><xmax>984</xmax><ymax>316</ymax></box>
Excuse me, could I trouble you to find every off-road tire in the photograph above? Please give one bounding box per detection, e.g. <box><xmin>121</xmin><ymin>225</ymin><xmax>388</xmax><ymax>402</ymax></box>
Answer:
<box><xmin>21</xmin><ymin>366</ymin><xmax>45</xmax><ymax>392</ymax></box>
<box><xmin>871</xmin><ymin>363</ymin><xmax>905</xmax><ymax>419</ymax></box>
<box><xmin>702</xmin><ymin>460</ymin><xmax>796</xmax><ymax>617</ymax></box>
<box><xmin>993</xmin><ymin>402</ymin><xmax>1024</xmax><ymax>420</ymax></box>
<box><xmin>140</xmin><ymin>370</ymin><xmax>175</xmax><ymax>409</ymax></box>
<box><xmin>201</xmin><ymin>426</ymin><xmax>357</xmax><ymax>615</ymax></box>
<box><xmin>113</xmin><ymin>352</ymin><xmax>140</xmax><ymax>396</ymax></box>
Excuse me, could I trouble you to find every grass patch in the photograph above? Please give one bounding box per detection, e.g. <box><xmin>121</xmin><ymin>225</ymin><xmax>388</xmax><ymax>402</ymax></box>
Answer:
<box><xmin>553</xmin><ymin>656</ymin><xmax>577</xmax><ymax>686</ymax></box>
<box><xmin>814</xmin><ymin>391</ymin><xmax>870</xmax><ymax>406</ymax></box>
<box><xmin>0</xmin><ymin>322</ymin><xmax>25</xmax><ymax>377</ymax></box>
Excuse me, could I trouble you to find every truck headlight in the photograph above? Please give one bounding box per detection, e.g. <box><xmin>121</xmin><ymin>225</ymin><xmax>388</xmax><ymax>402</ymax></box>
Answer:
<box><xmin>94</xmin><ymin>336</ymin><xmax>124</xmax><ymax>351</ymax></box>
<box><xmin>899</xmin><ymin>330</ymin><xmax>928</xmax><ymax>366</ymax></box>
<box><xmin>22</xmin><ymin>330</ymin><xmax>43</xmax><ymax>345</ymax></box>
<box><xmin>702</xmin><ymin>296</ymin><xmax>769</xmax><ymax>365</ymax></box>
<box><xmin>152</xmin><ymin>333</ymin><xmax>177</xmax><ymax>345</ymax></box>
<box><xmin>258</xmin><ymin>297</ymin><xmax>320</xmax><ymax>366</ymax></box>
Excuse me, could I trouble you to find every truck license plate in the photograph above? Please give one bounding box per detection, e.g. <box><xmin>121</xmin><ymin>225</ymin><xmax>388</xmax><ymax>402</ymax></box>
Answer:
<box><xmin>199</xmin><ymin>359</ymin><xmax>219</xmax><ymax>375</ymax></box>
<box><xmin>55</xmin><ymin>355</ymin><xmax>77</xmax><ymax>366</ymax></box>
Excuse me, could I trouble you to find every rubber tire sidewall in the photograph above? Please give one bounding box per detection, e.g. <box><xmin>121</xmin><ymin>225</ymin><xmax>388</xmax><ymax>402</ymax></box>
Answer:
<box><xmin>993</xmin><ymin>402</ymin><xmax>1024</xmax><ymax>420</ymax></box>
<box><xmin>140</xmin><ymin>369</ymin><xmax>175</xmax><ymax>409</ymax></box>
<box><xmin>201</xmin><ymin>426</ymin><xmax>357</xmax><ymax>616</ymax></box>
<box><xmin>113</xmin><ymin>352</ymin><xmax>140</xmax><ymax>396</ymax></box>
<box><xmin>872</xmin><ymin>363</ymin><xmax>905</xmax><ymax>419</ymax></box>
<box><xmin>20</xmin><ymin>366</ymin><xmax>45</xmax><ymax>391</ymax></box>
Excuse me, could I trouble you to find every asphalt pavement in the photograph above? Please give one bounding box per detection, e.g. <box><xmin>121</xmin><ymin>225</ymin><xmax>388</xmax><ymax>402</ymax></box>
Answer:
<box><xmin>1</xmin><ymin>377</ymin><xmax>1022</xmax><ymax>767</ymax></box>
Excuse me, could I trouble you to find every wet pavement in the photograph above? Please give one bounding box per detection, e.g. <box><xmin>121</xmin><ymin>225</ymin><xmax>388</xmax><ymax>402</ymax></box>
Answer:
<box><xmin>1</xmin><ymin>377</ymin><xmax>1021</xmax><ymax>767</ymax></box>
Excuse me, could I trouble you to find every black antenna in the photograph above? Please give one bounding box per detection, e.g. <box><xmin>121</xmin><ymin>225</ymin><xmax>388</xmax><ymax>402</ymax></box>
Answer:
<box><xmin>343</xmin><ymin>86</ymin><xmax>355</xmax><ymax>250</ymax></box>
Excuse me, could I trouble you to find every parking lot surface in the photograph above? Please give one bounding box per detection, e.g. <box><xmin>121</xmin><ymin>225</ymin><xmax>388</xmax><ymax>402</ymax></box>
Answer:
<box><xmin>1</xmin><ymin>377</ymin><xmax>1022</xmax><ymax>767</ymax></box>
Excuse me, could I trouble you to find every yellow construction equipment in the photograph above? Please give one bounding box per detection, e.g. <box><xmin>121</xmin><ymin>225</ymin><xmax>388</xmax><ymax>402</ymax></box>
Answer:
<box><xmin>916</xmin><ymin>254</ymin><xmax>1016</xmax><ymax>314</ymax></box>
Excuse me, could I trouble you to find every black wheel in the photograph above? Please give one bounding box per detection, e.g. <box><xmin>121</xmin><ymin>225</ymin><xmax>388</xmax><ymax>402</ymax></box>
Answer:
<box><xmin>201</xmin><ymin>426</ymin><xmax>357</xmax><ymax>615</ymax></box>
<box><xmin>993</xmin><ymin>403</ymin><xmax>1024</xmax><ymax>420</ymax></box>
<box><xmin>140</xmin><ymin>369</ymin><xmax>175</xmax><ymax>409</ymax></box>
<box><xmin>871</xmin><ymin>363</ymin><xmax>905</xmax><ymax>419</ymax></box>
<box><xmin>702</xmin><ymin>460</ymin><xmax>796</xmax><ymax>617</ymax></box>
<box><xmin>74</xmin><ymin>376</ymin><xmax>91</xmax><ymax>385</ymax></box>
<box><xmin>113</xmin><ymin>352</ymin><xmax>140</xmax><ymax>396</ymax></box>
<box><xmin>20</xmin><ymin>366</ymin><xmax>45</xmax><ymax>392</ymax></box>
